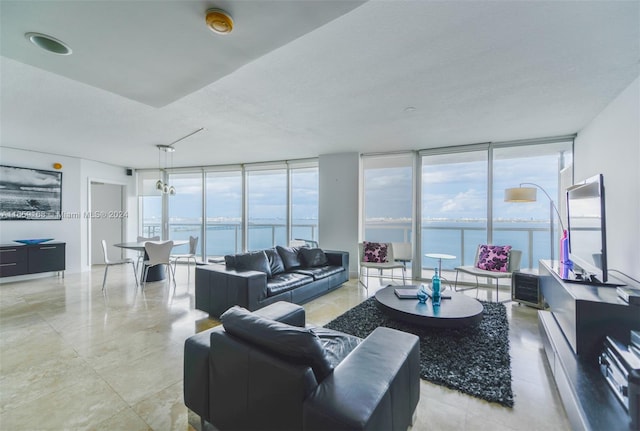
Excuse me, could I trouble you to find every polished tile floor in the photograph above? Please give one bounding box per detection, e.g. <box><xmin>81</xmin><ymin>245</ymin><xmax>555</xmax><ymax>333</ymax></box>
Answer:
<box><xmin>0</xmin><ymin>265</ymin><xmax>571</xmax><ymax>430</ymax></box>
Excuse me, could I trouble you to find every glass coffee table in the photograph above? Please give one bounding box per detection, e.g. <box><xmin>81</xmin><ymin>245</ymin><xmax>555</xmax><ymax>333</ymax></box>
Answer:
<box><xmin>374</xmin><ymin>285</ymin><xmax>483</xmax><ymax>328</ymax></box>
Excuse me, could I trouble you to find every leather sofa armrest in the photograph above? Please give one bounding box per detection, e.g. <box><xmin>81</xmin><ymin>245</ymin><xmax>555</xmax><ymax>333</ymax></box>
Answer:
<box><xmin>253</xmin><ymin>301</ymin><xmax>306</xmax><ymax>327</ymax></box>
<box><xmin>303</xmin><ymin>327</ymin><xmax>420</xmax><ymax>431</ymax></box>
<box><xmin>184</xmin><ymin>326</ymin><xmax>219</xmax><ymax>422</ymax></box>
<box><xmin>324</xmin><ymin>250</ymin><xmax>349</xmax><ymax>270</ymax></box>
<box><xmin>195</xmin><ymin>265</ymin><xmax>267</xmax><ymax>317</ymax></box>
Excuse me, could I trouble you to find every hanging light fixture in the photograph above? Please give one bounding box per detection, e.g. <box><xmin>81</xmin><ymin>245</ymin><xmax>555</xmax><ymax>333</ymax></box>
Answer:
<box><xmin>156</xmin><ymin>144</ymin><xmax>176</xmax><ymax>195</ymax></box>
<box><xmin>154</xmin><ymin>127</ymin><xmax>205</xmax><ymax>195</ymax></box>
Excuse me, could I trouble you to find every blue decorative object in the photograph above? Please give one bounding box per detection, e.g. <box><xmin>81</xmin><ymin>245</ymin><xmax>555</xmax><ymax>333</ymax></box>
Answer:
<box><xmin>417</xmin><ymin>284</ymin><xmax>428</xmax><ymax>303</ymax></box>
<box><xmin>432</xmin><ymin>267</ymin><xmax>441</xmax><ymax>305</ymax></box>
<box><xmin>14</xmin><ymin>238</ymin><xmax>54</xmax><ymax>245</ymax></box>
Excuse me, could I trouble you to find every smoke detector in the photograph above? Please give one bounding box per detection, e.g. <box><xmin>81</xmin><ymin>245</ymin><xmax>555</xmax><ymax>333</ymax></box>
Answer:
<box><xmin>206</xmin><ymin>9</ymin><xmax>234</xmax><ymax>35</ymax></box>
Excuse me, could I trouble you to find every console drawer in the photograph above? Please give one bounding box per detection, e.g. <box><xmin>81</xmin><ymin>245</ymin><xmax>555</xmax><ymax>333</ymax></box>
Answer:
<box><xmin>28</xmin><ymin>244</ymin><xmax>66</xmax><ymax>273</ymax></box>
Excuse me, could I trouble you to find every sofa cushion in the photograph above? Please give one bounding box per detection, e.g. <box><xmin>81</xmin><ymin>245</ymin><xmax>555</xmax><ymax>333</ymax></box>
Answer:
<box><xmin>363</xmin><ymin>241</ymin><xmax>389</xmax><ymax>263</ymax></box>
<box><xmin>276</xmin><ymin>246</ymin><xmax>303</xmax><ymax>271</ymax></box>
<box><xmin>292</xmin><ymin>266</ymin><xmax>344</xmax><ymax>281</ymax></box>
<box><xmin>267</xmin><ymin>272</ymin><xmax>314</xmax><ymax>296</ymax></box>
<box><xmin>299</xmin><ymin>248</ymin><xmax>329</xmax><ymax>268</ymax></box>
<box><xmin>312</xmin><ymin>327</ymin><xmax>362</xmax><ymax>368</ymax></box>
<box><xmin>221</xmin><ymin>306</ymin><xmax>333</xmax><ymax>382</ymax></box>
<box><xmin>235</xmin><ymin>251</ymin><xmax>271</xmax><ymax>276</ymax></box>
<box><xmin>476</xmin><ymin>244</ymin><xmax>512</xmax><ymax>272</ymax></box>
<box><xmin>264</xmin><ymin>248</ymin><xmax>285</xmax><ymax>276</ymax></box>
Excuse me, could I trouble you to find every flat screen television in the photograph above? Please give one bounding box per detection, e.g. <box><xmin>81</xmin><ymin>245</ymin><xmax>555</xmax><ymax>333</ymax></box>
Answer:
<box><xmin>566</xmin><ymin>174</ymin><xmax>607</xmax><ymax>283</ymax></box>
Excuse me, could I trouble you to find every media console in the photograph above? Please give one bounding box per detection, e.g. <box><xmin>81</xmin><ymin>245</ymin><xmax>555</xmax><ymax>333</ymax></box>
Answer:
<box><xmin>0</xmin><ymin>242</ymin><xmax>66</xmax><ymax>278</ymax></box>
<box><xmin>538</xmin><ymin>260</ymin><xmax>639</xmax><ymax>430</ymax></box>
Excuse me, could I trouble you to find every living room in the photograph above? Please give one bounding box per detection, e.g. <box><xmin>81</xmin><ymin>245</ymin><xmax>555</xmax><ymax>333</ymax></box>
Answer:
<box><xmin>1</xmin><ymin>1</ymin><xmax>639</xmax><ymax>430</ymax></box>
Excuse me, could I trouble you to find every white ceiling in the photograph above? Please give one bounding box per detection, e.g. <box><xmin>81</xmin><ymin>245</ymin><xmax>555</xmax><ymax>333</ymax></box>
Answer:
<box><xmin>1</xmin><ymin>0</ymin><xmax>638</xmax><ymax>170</ymax></box>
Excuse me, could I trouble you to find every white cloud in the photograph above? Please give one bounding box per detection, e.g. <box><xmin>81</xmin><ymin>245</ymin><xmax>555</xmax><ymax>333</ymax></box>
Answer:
<box><xmin>440</xmin><ymin>189</ymin><xmax>485</xmax><ymax>214</ymax></box>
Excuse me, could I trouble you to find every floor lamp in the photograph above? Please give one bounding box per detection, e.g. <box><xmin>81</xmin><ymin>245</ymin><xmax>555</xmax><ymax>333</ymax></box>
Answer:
<box><xmin>504</xmin><ymin>183</ymin><xmax>565</xmax><ymax>263</ymax></box>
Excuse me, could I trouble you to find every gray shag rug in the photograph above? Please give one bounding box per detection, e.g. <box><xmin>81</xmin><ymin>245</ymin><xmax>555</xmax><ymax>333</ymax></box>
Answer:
<box><xmin>324</xmin><ymin>297</ymin><xmax>514</xmax><ymax>407</ymax></box>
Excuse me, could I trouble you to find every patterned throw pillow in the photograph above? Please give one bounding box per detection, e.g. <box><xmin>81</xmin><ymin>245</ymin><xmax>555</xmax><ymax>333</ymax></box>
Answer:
<box><xmin>363</xmin><ymin>241</ymin><xmax>389</xmax><ymax>263</ymax></box>
<box><xmin>476</xmin><ymin>244</ymin><xmax>512</xmax><ymax>272</ymax></box>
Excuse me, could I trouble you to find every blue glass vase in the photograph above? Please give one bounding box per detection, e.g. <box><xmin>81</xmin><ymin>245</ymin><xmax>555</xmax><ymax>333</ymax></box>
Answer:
<box><xmin>431</xmin><ymin>267</ymin><xmax>441</xmax><ymax>305</ymax></box>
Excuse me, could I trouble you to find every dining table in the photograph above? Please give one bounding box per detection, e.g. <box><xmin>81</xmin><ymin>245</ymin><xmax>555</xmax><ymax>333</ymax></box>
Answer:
<box><xmin>114</xmin><ymin>240</ymin><xmax>188</xmax><ymax>282</ymax></box>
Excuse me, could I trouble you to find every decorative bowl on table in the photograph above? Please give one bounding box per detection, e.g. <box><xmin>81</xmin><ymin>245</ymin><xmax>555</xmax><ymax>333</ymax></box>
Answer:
<box><xmin>13</xmin><ymin>238</ymin><xmax>54</xmax><ymax>245</ymax></box>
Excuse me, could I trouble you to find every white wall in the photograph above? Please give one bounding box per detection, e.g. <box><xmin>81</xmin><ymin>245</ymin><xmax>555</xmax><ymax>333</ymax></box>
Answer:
<box><xmin>0</xmin><ymin>147</ymin><xmax>136</xmax><ymax>274</ymax></box>
<box><xmin>574</xmin><ymin>76</ymin><xmax>640</xmax><ymax>282</ymax></box>
<box><xmin>319</xmin><ymin>152</ymin><xmax>360</xmax><ymax>277</ymax></box>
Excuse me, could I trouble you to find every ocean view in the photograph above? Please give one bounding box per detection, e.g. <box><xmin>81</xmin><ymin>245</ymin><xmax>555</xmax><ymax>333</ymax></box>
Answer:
<box><xmin>149</xmin><ymin>218</ymin><xmax>555</xmax><ymax>270</ymax></box>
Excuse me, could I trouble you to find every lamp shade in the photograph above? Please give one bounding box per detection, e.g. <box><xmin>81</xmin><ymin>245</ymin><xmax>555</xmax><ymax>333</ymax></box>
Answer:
<box><xmin>504</xmin><ymin>187</ymin><xmax>537</xmax><ymax>202</ymax></box>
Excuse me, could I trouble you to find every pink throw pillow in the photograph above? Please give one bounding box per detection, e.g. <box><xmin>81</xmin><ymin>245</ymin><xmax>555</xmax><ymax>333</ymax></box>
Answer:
<box><xmin>363</xmin><ymin>241</ymin><xmax>388</xmax><ymax>263</ymax></box>
<box><xmin>476</xmin><ymin>245</ymin><xmax>512</xmax><ymax>272</ymax></box>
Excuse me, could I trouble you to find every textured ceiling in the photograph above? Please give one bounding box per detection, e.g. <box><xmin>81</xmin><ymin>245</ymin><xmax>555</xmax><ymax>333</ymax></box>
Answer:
<box><xmin>1</xmin><ymin>0</ymin><xmax>638</xmax><ymax>169</ymax></box>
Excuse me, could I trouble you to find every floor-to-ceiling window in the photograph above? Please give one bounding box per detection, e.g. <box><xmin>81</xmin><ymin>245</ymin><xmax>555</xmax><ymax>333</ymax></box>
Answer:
<box><xmin>137</xmin><ymin>171</ymin><xmax>163</xmax><ymax>238</ymax></box>
<box><xmin>420</xmin><ymin>149</ymin><xmax>488</xmax><ymax>279</ymax></box>
<box><xmin>167</xmin><ymin>172</ymin><xmax>203</xmax><ymax>256</ymax></box>
<box><xmin>290</xmin><ymin>164</ymin><xmax>319</xmax><ymax>244</ymax></box>
<box><xmin>246</xmin><ymin>166</ymin><xmax>288</xmax><ymax>250</ymax></box>
<box><xmin>205</xmin><ymin>170</ymin><xmax>243</xmax><ymax>257</ymax></box>
<box><xmin>362</xmin><ymin>153</ymin><xmax>415</xmax><ymax>272</ymax></box>
<box><xmin>362</xmin><ymin>154</ymin><xmax>414</xmax><ymax>242</ymax></box>
<box><xmin>416</xmin><ymin>138</ymin><xmax>572</xmax><ymax>281</ymax></box>
<box><xmin>493</xmin><ymin>141</ymin><xmax>573</xmax><ymax>269</ymax></box>
<box><xmin>139</xmin><ymin>160</ymin><xmax>318</xmax><ymax>259</ymax></box>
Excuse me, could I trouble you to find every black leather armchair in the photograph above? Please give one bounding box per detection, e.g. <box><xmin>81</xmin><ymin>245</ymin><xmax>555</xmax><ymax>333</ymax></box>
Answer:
<box><xmin>184</xmin><ymin>301</ymin><xmax>420</xmax><ymax>431</ymax></box>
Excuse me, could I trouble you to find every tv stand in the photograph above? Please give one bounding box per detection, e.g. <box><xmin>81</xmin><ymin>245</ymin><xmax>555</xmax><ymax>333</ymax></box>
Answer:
<box><xmin>538</xmin><ymin>260</ymin><xmax>639</xmax><ymax>430</ymax></box>
<box><xmin>560</xmin><ymin>264</ymin><xmax>623</xmax><ymax>287</ymax></box>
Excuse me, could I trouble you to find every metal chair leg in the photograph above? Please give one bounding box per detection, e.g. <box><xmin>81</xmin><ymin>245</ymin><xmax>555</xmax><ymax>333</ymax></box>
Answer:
<box><xmin>454</xmin><ymin>270</ymin><xmax>479</xmax><ymax>294</ymax></box>
<box><xmin>142</xmin><ymin>266</ymin><xmax>149</xmax><ymax>290</ymax></box>
<box><xmin>168</xmin><ymin>263</ymin><xmax>176</xmax><ymax>286</ymax></box>
<box><xmin>358</xmin><ymin>266</ymin><xmax>369</xmax><ymax>292</ymax></box>
<box><xmin>102</xmin><ymin>266</ymin><xmax>109</xmax><ymax>290</ymax></box>
<box><xmin>130</xmin><ymin>262</ymin><xmax>139</xmax><ymax>287</ymax></box>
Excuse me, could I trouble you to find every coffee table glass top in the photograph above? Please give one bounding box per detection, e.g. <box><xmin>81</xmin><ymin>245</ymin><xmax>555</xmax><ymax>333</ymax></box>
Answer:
<box><xmin>374</xmin><ymin>285</ymin><xmax>483</xmax><ymax>328</ymax></box>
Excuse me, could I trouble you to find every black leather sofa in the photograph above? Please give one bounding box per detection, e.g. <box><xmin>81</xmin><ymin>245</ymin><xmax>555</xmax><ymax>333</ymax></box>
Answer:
<box><xmin>184</xmin><ymin>301</ymin><xmax>420</xmax><ymax>431</ymax></box>
<box><xmin>195</xmin><ymin>246</ymin><xmax>349</xmax><ymax>318</ymax></box>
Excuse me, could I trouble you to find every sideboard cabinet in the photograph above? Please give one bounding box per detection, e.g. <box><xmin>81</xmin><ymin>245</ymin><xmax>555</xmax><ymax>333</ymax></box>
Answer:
<box><xmin>0</xmin><ymin>242</ymin><xmax>65</xmax><ymax>277</ymax></box>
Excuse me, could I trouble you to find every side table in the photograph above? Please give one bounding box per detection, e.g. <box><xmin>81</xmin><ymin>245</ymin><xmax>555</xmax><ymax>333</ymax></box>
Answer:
<box><xmin>425</xmin><ymin>253</ymin><xmax>456</xmax><ymax>289</ymax></box>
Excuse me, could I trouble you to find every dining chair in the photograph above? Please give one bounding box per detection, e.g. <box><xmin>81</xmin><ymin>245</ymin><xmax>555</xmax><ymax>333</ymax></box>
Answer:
<box><xmin>136</xmin><ymin>235</ymin><xmax>160</xmax><ymax>272</ymax></box>
<box><xmin>171</xmin><ymin>236</ymin><xmax>198</xmax><ymax>275</ymax></box>
<box><xmin>100</xmin><ymin>240</ymin><xmax>138</xmax><ymax>291</ymax></box>
<box><xmin>142</xmin><ymin>240</ymin><xmax>175</xmax><ymax>289</ymax></box>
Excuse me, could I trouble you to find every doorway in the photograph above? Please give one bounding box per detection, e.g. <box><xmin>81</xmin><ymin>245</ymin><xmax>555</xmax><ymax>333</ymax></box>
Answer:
<box><xmin>90</xmin><ymin>182</ymin><xmax>126</xmax><ymax>265</ymax></box>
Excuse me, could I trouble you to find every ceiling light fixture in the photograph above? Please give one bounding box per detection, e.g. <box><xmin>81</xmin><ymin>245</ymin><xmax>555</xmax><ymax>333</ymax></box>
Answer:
<box><xmin>25</xmin><ymin>32</ymin><xmax>72</xmax><ymax>55</ymax></box>
<box><xmin>206</xmin><ymin>8</ymin><xmax>234</xmax><ymax>35</ymax></box>
<box><xmin>154</xmin><ymin>128</ymin><xmax>204</xmax><ymax>195</ymax></box>
<box><xmin>156</xmin><ymin>145</ymin><xmax>176</xmax><ymax>196</ymax></box>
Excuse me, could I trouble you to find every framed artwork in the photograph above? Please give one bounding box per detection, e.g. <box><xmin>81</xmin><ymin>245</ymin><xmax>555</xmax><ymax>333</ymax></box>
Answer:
<box><xmin>0</xmin><ymin>165</ymin><xmax>62</xmax><ymax>220</ymax></box>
